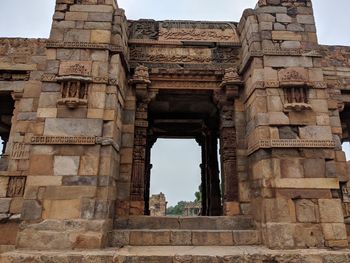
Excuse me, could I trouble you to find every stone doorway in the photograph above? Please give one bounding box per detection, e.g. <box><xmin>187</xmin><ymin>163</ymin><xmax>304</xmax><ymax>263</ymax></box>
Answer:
<box><xmin>130</xmin><ymin>89</ymin><xmax>235</xmax><ymax>216</ymax></box>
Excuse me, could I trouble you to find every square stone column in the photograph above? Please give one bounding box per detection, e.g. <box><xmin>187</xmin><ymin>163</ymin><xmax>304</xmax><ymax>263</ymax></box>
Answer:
<box><xmin>238</xmin><ymin>0</ymin><xmax>349</xmax><ymax>249</ymax></box>
<box><xmin>15</xmin><ymin>0</ymin><xmax>129</xmax><ymax>250</ymax></box>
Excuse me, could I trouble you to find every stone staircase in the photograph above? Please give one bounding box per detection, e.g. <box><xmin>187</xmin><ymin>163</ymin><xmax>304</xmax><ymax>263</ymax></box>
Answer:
<box><xmin>109</xmin><ymin>216</ymin><xmax>261</xmax><ymax>247</ymax></box>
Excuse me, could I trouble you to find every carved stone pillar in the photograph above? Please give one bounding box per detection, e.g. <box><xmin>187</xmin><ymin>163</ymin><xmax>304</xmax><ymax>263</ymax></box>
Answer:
<box><xmin>129</xmin><ymin>66</ymin><xmax>152</xmax><ymax>215</ymax></box>
<box><xmin>215</xmin><ymin>67</ymin><xmax>242</xmax><ymax>216</ymax></box>
<box><xmin>206</xmin><ymin>129</ymin><xmax>222</xmax><ymax>216</ymax></box>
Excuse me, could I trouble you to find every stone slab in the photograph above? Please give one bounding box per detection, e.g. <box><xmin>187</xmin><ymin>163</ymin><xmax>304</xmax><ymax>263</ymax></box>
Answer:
<box><xmin>44</xmin><ymin>118</ymin><xmax>103</xmax><ymax>137</ymax></box>
<box><xmin>272</xmin><ymin>178</ymin><xmax>340</xmax><ymax>189</ymax></box>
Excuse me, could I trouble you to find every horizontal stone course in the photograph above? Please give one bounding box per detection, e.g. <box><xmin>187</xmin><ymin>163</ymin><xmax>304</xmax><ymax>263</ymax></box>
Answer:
<box><xmin>3</xmin><ymin>247</ymin><xmax>350</xmax><ymax>262</ymax></box>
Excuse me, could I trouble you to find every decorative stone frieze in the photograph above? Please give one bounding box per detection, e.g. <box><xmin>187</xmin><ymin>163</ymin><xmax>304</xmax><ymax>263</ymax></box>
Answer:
<box><xmin>248</xmin><ymin>139</ymin><xmax>336</xmax><ymax>155</ymax></box>
<box><xmin>30</xmin><ymin>136</ymin><xmax>96</xmax><ymax>145</ymax></box>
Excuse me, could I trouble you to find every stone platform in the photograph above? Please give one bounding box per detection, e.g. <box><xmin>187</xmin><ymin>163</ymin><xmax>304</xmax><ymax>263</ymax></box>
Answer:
<box><xmin>2</xmin><ymin>246</ymin><xmax>350</xmax><ymax>263</ymax></box>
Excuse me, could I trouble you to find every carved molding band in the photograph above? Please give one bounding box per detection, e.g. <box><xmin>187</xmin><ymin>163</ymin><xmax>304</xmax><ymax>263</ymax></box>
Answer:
<box><xmin>248</xmin><ymin>139</ymin><xmax>335</xmax><ymax>155</ymax></box>
<box><xmin>31</xmin><ymin>136</ymin><xmax>96</xmax><ymax>145</ymax></box>
<box><xmin>46</xmin><ymin>42</ymin><xmax>124</xmax><ymax>53</ymax></box>
<box><xmin>0</xmin><ymin>70</ymin><xmax>30</xmax><ymax>81</ymax></box>
<box><xmin>41</xmin><ymin>74</ymin><xmax>117</xmax><ymax>85</ymax></box>
<box><xmin>151</xmin><ymin>80</ymin><xmax>220</xmax><ymax>90</ymax></box>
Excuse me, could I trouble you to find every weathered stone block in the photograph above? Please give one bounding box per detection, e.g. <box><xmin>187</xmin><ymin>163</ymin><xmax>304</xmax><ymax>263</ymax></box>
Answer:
<box><xmin>318</xmin><ymin>199</ymin><xmax>344</xmax><ymax>223</ymax></box>
<box><xmin>265</xmin><ymin>223</ymin><xmax>295</xmax><ymax>249</ymax></box>
<box><xmin>272</xmin><ymin>31</ymin><xmax>302</xmax><ymax>41</ymax></box>
<box><xmin>264</xmin><ymin>198</ymin><xmax>296</xmax><ymax>223</ymax></box>
<box><xmin>43</xmin><ymin>199</ymin><xmax>81</xmax><ymax>219</ymax></box>
<box><xmin>43</xmin><ymin>186</ymin><xmax>96</xmax><ymax>200</ymax></box>
<box><xmin>65</xmin><ymin>11</ymin><xmax>88</xmax><ymax>21</ymax></box>
<box><xmin>72</xmin><ymin>232</ymin><xmax>104</xmax><ymax>249</ymax></box>
<box><xmin>192</xmin><ymin>231</ymin><xmax>233</xmax><ymax>246</ymax></box>
<box><xmin>322</xmin><ymin>223</ymin><xmax>347</xmax><ymax>241</ymax></box>
<box><xmin>288</xmin><ymin>111</ymin><xmax>316</xmax><ymax>125</ymax></box>
<box><xmin>281</xmin><ymin>158</ymin><xmax>304</xmax><ymax>178</ymax></box>
<box><xmin>264</xmin><ymin>56</ymin><xmax>313</xmax><ymax>67</ymax></box>
<box><xmin>276</xmin><ymin>14</ymin><xmax>292</xmax><ymax>23</ymax></box>
<box><xmin>170</xmin><ymin>231</ymin><xmax>192</xmax><ymax>245</ymax></box>
<box><xmin>79</xmin><ymin>155</ymin><xmax>99</xmax><ymax>176</ymax></box>
<box><xmin>295</xmin><ymin>199</ymin><xmax>319</xmax><ymax>223</ymax></box>
<box><xmin>91</xmin><ymin>30</ymin><xmax>111</xmax><ymax>43</ymax></box>
<box><xmin>21</xmin><ymin>200</ymin><xmax>42</xmax><ymax>220</ymax></box>
<box><xmin>304</xmin><ymin>159</ymin><xmax>326</xmax><ymax>178</ymax></box>
<box><xmin>70</xmin><ymin>4</ymin><xmax>114</xmax><ymax>13</ymax></box>
<box><xmin>294</xmin><ymin>224</ymin><xmax>324</xmax><ymax>248</ymax></box>
<box><xmin>129</xmin><ymin>231</ymin><xmax>171</xmax><ymax>246</ymax></box>
<box><xmin>0</xmin><ymin>198</ymin><xmax>11</xmax><ymax>213</ymax></box>
<box><xmin>29</xmin><ymin>155</ymin><xmax>54</xmax><ymax>176</ymax></box>
<box><xmin>0</xmin><ymin>177</ymin><xmax>9</xmax><ymax>197</ymax></box>
<box><xmin>299</xmin><ymin>126</ymin><xmax>332</xmax><ymax>140</ymax></box>
<box><xmin>0</xmin><ymin>222</ymin><xmax>19</xmax><ymax>245</ymax></box>
<box><xmin>297</xmin><ymin>15</ymin><xmax>315</xmax><ymax>24</ymax></box>
<box><xmin>54</xmin><ymin>156</ymin><xmax>80</xmax><ymax>176</ymax></box>
<box><xmin>233</xmin><ymin>230</ymin><xmax>260</xmax><ymax>245</ymax></box>
<box><xmin>44</xmin><ymin>118</ymin><xmax>103</xmax><ymax>136</ymax></box>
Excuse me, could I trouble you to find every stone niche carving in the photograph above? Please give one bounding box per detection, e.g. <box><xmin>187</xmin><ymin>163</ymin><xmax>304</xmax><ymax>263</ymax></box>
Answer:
<box><xmin>57</xmin><ymin>61</ymin><xmax>92</xmax><ymax>109</ymax></box>
<box><xmin>7</xmin><ymin>176</ymin><xmax>26</xmax><ymax>197</ymax></box>
<box><xmin>56</xmin><ymin>76</ymin><xmax>91</xmax><ymax>109</ymax></box>
<box><xmin>278</xmin><ymin>68</ymin><xmax>312</xmax><ymax>112</ymax></box>
<box><xmin>283</xmin><ymin>85</ymin><xmax>312</xmax><ymax>112</ymax></box>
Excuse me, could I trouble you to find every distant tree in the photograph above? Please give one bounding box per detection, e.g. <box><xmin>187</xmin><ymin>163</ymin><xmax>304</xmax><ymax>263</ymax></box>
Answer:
<box><xmin>166</xmin><ymin>201</ymin><xmax>186</xmax><ymax>215</ymax></box>
<box><xmin>194</xmin><ymin>184</ymin><xmax>202</xmax><ymax>203</ymax></box>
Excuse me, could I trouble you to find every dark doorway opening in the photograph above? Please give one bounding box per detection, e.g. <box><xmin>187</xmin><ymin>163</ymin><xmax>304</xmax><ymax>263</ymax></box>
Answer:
<box><xmin>144</xmin><ymin>90</ymin><xmax>223</xmax><ymax>216</ymax></box>
<box><xmin>0</xmin><ymin>93</ymin><xmax>15</xmax><ymax>170</ymax></box>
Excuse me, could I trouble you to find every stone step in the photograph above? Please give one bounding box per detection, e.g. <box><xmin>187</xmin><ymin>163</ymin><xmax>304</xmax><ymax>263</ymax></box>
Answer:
<box><xmin>3</xmin><ymin>247</ymin><xmax>350</xmax><ymax>263</ymax></box>
<box><xmin>109</xmin><ymin>229</ymin><xmax>261</xmax><ymax>247</ymax></box>
<box><xmin>114</xmin><ymin>216</ymin><xmax>255</xmax><ymax>230</ymax></box>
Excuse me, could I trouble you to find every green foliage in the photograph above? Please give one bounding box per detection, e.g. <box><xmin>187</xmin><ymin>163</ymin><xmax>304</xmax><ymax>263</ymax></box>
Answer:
<box><xmin>166</xmin><ymin>201</ymin><xmax>186</xmax><ymax>215</ymax></box>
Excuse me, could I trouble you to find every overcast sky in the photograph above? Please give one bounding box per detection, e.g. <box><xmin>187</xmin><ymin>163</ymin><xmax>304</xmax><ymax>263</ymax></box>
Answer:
<box><xmin>0</xmin><ymin>0</ymin><xmax>349</xmax><ymax>206</ymax></box>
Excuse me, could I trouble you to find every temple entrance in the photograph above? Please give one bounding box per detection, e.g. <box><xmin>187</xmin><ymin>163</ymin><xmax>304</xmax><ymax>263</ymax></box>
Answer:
<box><xmin>130</xmin><ymin>89</ymin><xmax>232</xmax><ymax>216</ymax></box>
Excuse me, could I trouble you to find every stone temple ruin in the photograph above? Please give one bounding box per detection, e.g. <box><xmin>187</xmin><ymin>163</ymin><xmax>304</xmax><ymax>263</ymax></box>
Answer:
<box><xmin>1</xmin><ymin>0</ymin><xmax>350</xmax><ymax>261</ymax></box>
